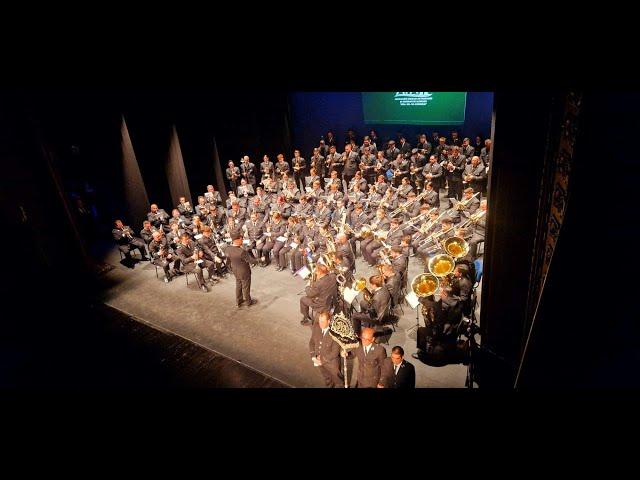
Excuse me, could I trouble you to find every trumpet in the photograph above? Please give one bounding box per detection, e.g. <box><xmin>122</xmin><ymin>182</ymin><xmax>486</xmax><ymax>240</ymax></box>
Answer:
<box><xmin>122</xmin><ymin>226</ymin><xmax>133</xmax><ymax>239</ymax></box>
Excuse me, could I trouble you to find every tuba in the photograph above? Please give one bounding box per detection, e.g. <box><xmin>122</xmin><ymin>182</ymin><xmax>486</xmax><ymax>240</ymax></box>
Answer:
<box><xmin>428</xmin><ymin>254</ymin><xmax>455</xmax><ymax>277</ymax></box>
<box><xmin>411</xmin><ymin>273</ymin><xmax>440</xmax><ymax>297</ymax></box>
<box><xmin>443</xmin><ymin>236</ymin><xmax>469</xmax><ymax>259</ymax></box>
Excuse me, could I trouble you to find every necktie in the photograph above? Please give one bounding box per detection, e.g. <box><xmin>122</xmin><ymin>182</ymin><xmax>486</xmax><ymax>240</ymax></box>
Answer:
<box><xmin>394</xmin><ymin>364</ymin><xmax>399</xmax><ymax>375</ymax></box>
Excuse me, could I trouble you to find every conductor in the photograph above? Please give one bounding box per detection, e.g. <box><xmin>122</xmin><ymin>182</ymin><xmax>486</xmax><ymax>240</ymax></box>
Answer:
<box><xmin>225</xmin><ymin>231</ymin><xmax>259</xmax><ymax>308</ymax></box>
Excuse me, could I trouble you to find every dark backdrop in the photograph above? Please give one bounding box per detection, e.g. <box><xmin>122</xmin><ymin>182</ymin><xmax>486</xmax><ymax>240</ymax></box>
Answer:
<box><xmin>289</xmin><ymin>92</ymin><xmax>494</xmax><ymax>157</ymax></box>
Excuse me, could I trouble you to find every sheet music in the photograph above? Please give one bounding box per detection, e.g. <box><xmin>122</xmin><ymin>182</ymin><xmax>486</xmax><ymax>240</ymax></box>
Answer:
<box><xmin>405</xmin><ymin>290</ymin><xmax>420</xmax><ymax>309</ymax></box>
<box><xmin>342</xmin><ymin>287</ymin><xmax>359</xmax><ymax>304</ymax></box>
<box><xmin>276</xmin><ymin>236</ymin><xmax>287</xmax><ymax>242</ymax></box>
<box><xmin>194</xmin><ymin>234</ymin><xmax>203</xmax><ymax>240</ymax></box>
<box><xmin>296</xmin><ymin>266</ymin><xmax>311</xmax><ymax>279</ymax></box>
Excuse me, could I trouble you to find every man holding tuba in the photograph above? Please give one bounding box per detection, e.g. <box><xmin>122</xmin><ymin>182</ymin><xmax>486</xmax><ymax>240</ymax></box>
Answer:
<box><xmin>300</xmin><ymin>263</ymin><xmax>338</xmax><ymax>327</ymax></box>
<box><xmin>350</xmin><ymin>275</ymin><xmax>391</xmax><ymax>338</ymax></box>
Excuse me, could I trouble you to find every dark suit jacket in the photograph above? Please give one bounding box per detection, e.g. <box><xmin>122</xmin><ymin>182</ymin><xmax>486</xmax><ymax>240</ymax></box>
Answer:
<box><xmin>304</xmin><ymin>272</ymin><xmax>338</xmax><ymax>311</ymax></box>
<box><xmin>309</xmin><ymin>323</ymin><xmax>341</xmax><ymax>367</ymax></box>
<box><xmin>224</xmin><ymin>244</ymin><xmax>257</xmax><ymax>280</ymax></box>
<box><xmin>380</xmin><ymin>358</ymin><xmax>415</xmax><ymax>389</ymax></box>
<box><xmin>353</xmin><ymin>343</ymin><xmax>387</xmax><ymax>388</ymax></box>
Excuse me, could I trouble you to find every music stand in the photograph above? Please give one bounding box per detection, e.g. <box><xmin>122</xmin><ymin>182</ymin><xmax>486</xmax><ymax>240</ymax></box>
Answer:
<box><xmin>405</xmin><ymin>289</ymin><xmax>421</xmax><ymax>334</ymax></box>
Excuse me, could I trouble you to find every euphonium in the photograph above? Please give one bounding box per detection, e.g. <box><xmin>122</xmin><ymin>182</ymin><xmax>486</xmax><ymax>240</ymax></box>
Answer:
<box><xmin>411</xmin><ymin>273</ymin><xmax>440</xmax><ymax>297</ymax></box>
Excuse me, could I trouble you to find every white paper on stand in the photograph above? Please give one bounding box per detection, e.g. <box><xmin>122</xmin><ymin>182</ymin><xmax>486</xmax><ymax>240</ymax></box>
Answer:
<box><xmin>342</xmin><ymin>287</ymin><xmax>359</xmax><ymax>304</ymax></box>
<box><xmin>276</xmin><ymin>236</ymin><xmax>287</xmax><ymax>242</ymax></box>
<box><xmin>405</xmin><ymin>290</ymin><xmax>420</xmax><ymax>309</ymax></box>
<box><xmin>194</xmin><ymin>234</ymin><xmax>203</xmax><ymax>240</ymax></box>
<box><xmin>290</xmin><ymin>242</ymin><xmax>298</xmax><ymax>249</ymax></box>
<box><xmin>296</xmin><ymin>266</ymin><xmax>311</xmax><ymax>279</ymax></box>
<box><xmin>243</xmin><ymin>239</ymin><xmax>250</xmax><ymax>245</ymax></box>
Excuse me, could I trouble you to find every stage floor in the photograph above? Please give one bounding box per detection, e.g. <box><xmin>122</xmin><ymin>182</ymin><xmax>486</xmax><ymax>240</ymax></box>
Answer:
<box><xmin>96</xmin><ymin>242</ymin><xmax>471</xmax><ymax>388</ymax></box>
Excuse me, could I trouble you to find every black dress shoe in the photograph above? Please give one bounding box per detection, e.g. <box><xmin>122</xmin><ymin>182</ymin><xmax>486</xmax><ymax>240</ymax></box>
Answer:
<box><xmin>201</xmin><ymin>285</ymin><xmax>209</xmax><ymax>293</ymax></box>
<box><xmin>411</xmin><ymin>352</ymin><xmax>421</xmax><ymax>360</ymax></box>
<box><xmin>300</xmin><ymin>318</ymin><xmax>312</xmax><ymax>326</ymax></box>
<box><xmin>247</xmin><ymin>299</ymin><xmax>258</xmax><ymax>306</ymax></box>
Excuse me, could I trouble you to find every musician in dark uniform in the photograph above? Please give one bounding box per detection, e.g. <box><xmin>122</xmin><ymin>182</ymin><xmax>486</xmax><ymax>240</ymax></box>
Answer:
<box><xmin>291</xmin><ymin>149</ymin><xmax>306</xmax><ymax>192</ymax></box>
<box><xmin>445</xmin><ymin>146</ymin><xmax>466</xmax><ymax>203</ymax></box>
<box><xmin>380</xmin><ymin>346</ymin><xmax>415</xmax><ymax>389</ymax></box>
<box><xmin>341</xmin><ymin>143</ymin><xmax>359</xmax><ymax>188</ymax></box>
<box><xmin>113</xmin><ymin>219</ymin><xmax>148</xmax><ymax>261</ymax></box>
<box><xmin>349</xmin><ymin>327</ymin><xmax>387</xmax><ymax>388</ymax></box>
<box><xmin>467</xmin><ymin>199</ymin><xmax>487</xmax><ymax>259</ymax></box>
<box><xmin>423</xmin><ymin>182</ymin><xmax>439</xmax><ymax>208</ymax></box>
<box><xmin>147</xmin><ymin>204</ymin><xmax>170</xmax><ymax>233</ymax></box>
<box><xmin>240</xmin><ymin>155</ymin><xmax>257</xmax><ymax>188</ymax></box>
<box><xmin>175</xmin><ymin>233</ymin><xmax>214</xmax><ymax>292</ymax></box>
<box><xmin>398</xmin><ymin>135</ymin><xmax>412</xmax><ymax>157</ymax></box>
<box><xmin>309</xmin><ymin>311</ymin><xmax>344</xmax><ymax>388</ymax></box>
<box><xmin>417</xmin><ymin>134</ymin><xmax>432</xmax><ymax>156</ymax></box>
<box><xmin>197</xmin><ymin>226</ymin><xmax>226</xmax><ymax>278</ymax></box>
<box><xmin>274</xmin><ymin>154</ymin><xmax>290</xmax><ymax>179</ymax></box>
<box><xmin>463</xmin><ymin>156</ymin><xmax>488</xmax><ymax>196</ymax></box>
<box><xmin>461</xmin><ymin>137</ymin><xmax>476</xmax><ymax>160</ymax></box>
<box><xmin>300</xmin><ymin>263</ymin><xmax>338</xmax><ymax>326</ymax></box>
<box><xmin>381</xmin><ymin>264</ymin><xmax>402</xmax><ymax>307</ymax></box>
<box><xmin>261</xmin><ymin>212</ymin><xmax>287</xmax><ymax>267</ymax></box>
<box><xmin>149</xmin><ymin>230</ymin><xmax>177</xmax><ymax>282</ymax></box>
<box><xmin>350</xmin><ymin>275</ymin><xmax>391</xmax><ymax>337</ymax></box>
<box><xmin>416</xmin><ymin>217</ymin><xmax>456</xmax><ymax>260</ymax></box>
<box><xmin>260</xmin><ymin>155</ymin><xmax>275</xmax><ymax>184</ymax></box>
<box><xmin>224</xmin><ymin>231</ymin><xmax>259</xmax><ymax>307</ymax></box>
<box><xmin>310</xmin><ymin>147</ymin><xmax>326</xmax><ymax>184</ymax></box>
<box><xmin>139</xmin><ymin>220</ymin><xmax>154</xmax><ymax>245</ymax></box>
<box><xmin>177</xmin><ymin>196</ymin><xmax>194</xmax><ymax>220</ymax></box>
<box><xmin>226</xmin><ymin>161</ymin><xmax>241</xmax><ymax>194</ymax></box>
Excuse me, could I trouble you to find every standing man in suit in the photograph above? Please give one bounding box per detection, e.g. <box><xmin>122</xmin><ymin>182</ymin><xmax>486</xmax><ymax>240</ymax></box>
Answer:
<box><xmin>309</xmin><ymin>311</ymin><xmax>344</xmax><ymax>388</ymax></box>
<box><xmin>300</xmin><ymin>263</ymin><xmax>338</xmax><ymax>326</ymax></box>
<box><xmin>380</xmin><ymin>346</ymin><xmax>416</xmax><ymax>389</ymax></box>
<box><xmin>350</xmin><ymin>327</ymin><xmax>387</xmax><ymax>388</ymax></box>
<box><xmin>341</xmin><ymin>143</ymin><xmax>359</xmax><ymax>190</ymax></box>
<box><xmin>291</xmin><ymin>149</ymin><xmax>307</xmax><ymax>192</ymax></box>
<box><xmin>224</xmin><ymin>231</ymin><xmax>259</xmax><ymax>307</ymax></box>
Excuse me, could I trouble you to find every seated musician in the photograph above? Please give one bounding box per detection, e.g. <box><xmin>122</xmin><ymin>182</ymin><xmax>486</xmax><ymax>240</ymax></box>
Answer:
<box><xmin>459</xmin><ymin>187</ymin><xmax>480</xmax><ymax>217</ymax></box>
<box><xmin>374</xmin><ymin>153</ymin><xmax>388</xmax><ymax>186</ymax></box>
<box><xmin>314</xmin><ymin>198</ymin><xmax>332</xmax><ymax>225</ymax></box>
<box><xmin>147</xmin><ymin>204</ymin><xmax>170</xmax><ymax>233</ymax></box>
<box><xmin>416</xmin><ymin>217</ymin><xmax>455</xmax><ymax>260</ymax></box>
<box><xmin>326</xmin><ymin>183</ymin><xmax>345</xmax><ymax>210</ymax></box>
<box><xmin>204</xmin><ymin>184</ymin><xmax>223</xmax><ymax>208</ymax></box>
<box><xmin>281</xmin><ymin>178</ymin><xmax>300</xmax><ymax>204</ymax></box>
<box><xmin>306</xmin><ymin>167</ymin><xmax>320</xmax><ymax>190</ymax></box>
<box><xmin>324</xmin><ymin>170</ymin><xmax>342</xmax><ymax>193</ymax></box>
<box><xmin>307</xmin><ymin>180</ymin><xmax>324</xmax><ymax>205</ymax></box>
<box><xmin>113</xmin><ymin>219</ymin><xmax>148</xmax><ymax>261</ymax></box>
<box><xmin>293</xmin><ymin>216</ymin><xmax>319</xmax><ymax>273</ymax></box>
<box><xmin>270</xmin><ymin>195</ymin><xmax>292</xmax><ymax>219</ymax></box>
<box><xmin>175</xmin><ymin>232</ymin><xmax>216</xmax><ymax>293</ymax></box>
<box><xmin>177</xmin><ymin>196</ymin><xmax>194</xmax><ymax>220</ymax></box>
<box><xmin>379</xmin><ymin>185</ymin><xmax>398</xmax><ymax>212</ymax></box>
<box><xmin>247</xmin><ymin>195</ymin><xmax>269</xmax><ymax>222</ymax></box>
<box><xmin>170</xmin><ymin>208</ymin><xmax>192</xmax><ymax>230</ymax></box>
<box><xmin>293</xmin><ymin>195</ymin><xmax>313</xmax><ymax>217</ymax></box>
<box><xmin>276</xmin><ymin>215</ymin><xmax>302</xmax><ymax>272</ymax></box>
<box><xmin>410</xmin><ymin>208</ymin><xmax>439</xmax><ymax>254</ymax></box>
<box><xmin>350</xmin><ymin>275</ymin><xmax>391</xmax><ymax>337</ymax></box>
<box><xmin>190</xmin><ymin>215</ymin><xmax>205</xmax><ymax>237</ymax></box>
<box><xmin>139</xmin><ymin>220</ymin><xmax>155</xmax><ymax>245</ymax></box>
<box><xmin>299</xmin><ymin>263</ymin><xmax>338</xmax><ymax>326</ymax></box>
<box><xmin>349</xmin><ymin>170</ymin><xmax>368</xmax><ymax>193</ymax></box>
<box><xmin>366</xmin><ymin>184</ymin><xmax>382</xmax><ymax>210</ymax></box>
<box><xmin>227</xmin><ymin>201</ymin><xmax>247</xmax><ymax>227</ymax></box>
<box><xmin>237</xmin><ymin>178</ymin><xmax>255</xmax><ymax>204</ymax></box>
<box><xmin>255</xmin><ymin>186</ymin><xmax>272</xmax><ymax>208</ymax></box>
<box><xmin>330</xmin><ymin>199</ymin><xmax>349</xmax><ymax>229</ymax></box>
<box><xmin>197</xmin><ymin>225</ymin><xmax>226</xmax><ymax>278</ymax></box>
<box><xmin>423</xmin><ymin>181</ymin><xmax>439</xmax><ymax>208</ymax></box>
<box><xmin>360</xmin><ymin>209</ymin><xmax>392</xmax><ymax>267</ymax></box>
<box><xmin>260</xmin><ymin>211</ymin><xmax>287</xmax><ymax>267</ymax></box>
<box><xmin>332</xmin><ymin>250</ymin><xmax>354</xmax><ymax>287</ymax></box>
<box><xmin>149</xmin><ymin>230</ymin><xmax>178</xmax><ymax>283</ymax></box>
<box><xmin>366</xmin><ymin>217</ymin><xmax>403</xmax><ymax>267</ymax></box>
<box><xmin>396</xmin><ymin>176</ymin><xmax>413</xmax><ymax>200</ymax></box>
<box><xmin>399</xmin><ymin>191</ymin><xmax>421</xmax><ymax>222</ymax></box>
<box><xmin>467</xmin><ymin>199</ymin><xmax>487</xmax><ymax>259</ymax></box>
<box><xmin>242</xmin><ymin>211</ymin><xmax>265</xmax><ymax>260</ymax></box>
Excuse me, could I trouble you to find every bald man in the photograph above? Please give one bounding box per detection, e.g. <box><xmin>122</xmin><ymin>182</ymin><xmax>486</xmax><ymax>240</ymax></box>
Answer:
<box><xmin>350</xmin><ymin>327</ymin><xmax>387</xmax><ymax>388</ymax></box>
<box><xmin>309</xmin><ymin>311</ymin><xmax>343</xmax><ymax>387</ymax></box>
<box><xmin>147</xmin><ymin>204</ymin><xmax>170</xmax><ymax>232</ymax></box>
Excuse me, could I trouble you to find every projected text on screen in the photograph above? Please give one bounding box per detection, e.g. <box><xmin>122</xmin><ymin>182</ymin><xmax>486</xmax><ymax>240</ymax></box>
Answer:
<box><xmin>362</xmin><ymin>92</ymin><xmax>467</xmax><ymax>125</ymax></box>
